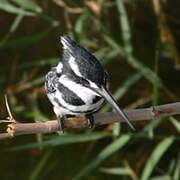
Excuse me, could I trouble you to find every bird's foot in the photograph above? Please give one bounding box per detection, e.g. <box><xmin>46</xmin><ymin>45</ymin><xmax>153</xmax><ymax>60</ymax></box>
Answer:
<box><xmin>86</xmin><ymin>114</ymin><xmax>94</xmax><ymax>129</ymax></box>
<box><xmin>57</xmin><ymin>116</ymin><xmax>65</xmax><ymax>133</ymax></box>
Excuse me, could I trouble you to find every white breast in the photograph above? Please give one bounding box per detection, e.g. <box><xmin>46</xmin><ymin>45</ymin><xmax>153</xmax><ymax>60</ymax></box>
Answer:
<box><xmin>46</xmin><ymin>74</ymin><xmax>104</xmax><ymax>116</ymax></box>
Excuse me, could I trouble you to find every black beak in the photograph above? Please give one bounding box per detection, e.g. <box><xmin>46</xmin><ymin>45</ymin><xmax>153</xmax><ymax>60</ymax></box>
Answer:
<box><xmin>94</xmin><ymin>87</ymin><xmax>135</xmax><ymax>131</ymax></box>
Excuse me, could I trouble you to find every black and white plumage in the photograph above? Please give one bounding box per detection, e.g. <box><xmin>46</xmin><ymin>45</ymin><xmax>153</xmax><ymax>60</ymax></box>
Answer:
<box><xmin>45</xmin><ymin>35</ymin><xmax>135</xmax><ymax>131</ymax></box>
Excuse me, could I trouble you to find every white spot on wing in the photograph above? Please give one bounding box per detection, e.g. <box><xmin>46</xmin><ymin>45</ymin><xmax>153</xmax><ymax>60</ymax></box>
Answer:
<box><xmin>56</xmin><ymin>62</ymin><xmax>63</xmax><ymax>73</ymax></box>
<box><xmin>68</xmin><ymin>55</ymin><xmax>83</xmax><ymax>77</ymax></box>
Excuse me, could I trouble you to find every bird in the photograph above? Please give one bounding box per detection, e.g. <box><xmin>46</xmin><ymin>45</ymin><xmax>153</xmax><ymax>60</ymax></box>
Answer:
<box><xmin>45</xmin><ymin>35</ymin><xmax>135</xmax><ymax>132</ymax></box>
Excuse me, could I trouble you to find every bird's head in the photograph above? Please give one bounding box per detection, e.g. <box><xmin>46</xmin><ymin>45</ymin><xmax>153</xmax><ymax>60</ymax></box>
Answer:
<box><xmin>60</xmin><ymin>35</ymin><xmax>108</xmax><ymax>88</ymax></box>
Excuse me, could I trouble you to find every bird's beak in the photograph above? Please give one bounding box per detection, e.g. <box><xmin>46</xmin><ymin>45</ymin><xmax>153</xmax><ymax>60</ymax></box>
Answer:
<box><xmin>94</xmin><ymin>87</ymin><xmax>135</xmax><ymax>131</ymax></box>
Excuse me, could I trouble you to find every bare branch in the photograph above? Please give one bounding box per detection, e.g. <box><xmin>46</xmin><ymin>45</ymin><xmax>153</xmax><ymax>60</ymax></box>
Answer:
<box><xmin>0</xmin><ymin>102</ymin><xmax>180</xmax><ymax>140</ymax></box>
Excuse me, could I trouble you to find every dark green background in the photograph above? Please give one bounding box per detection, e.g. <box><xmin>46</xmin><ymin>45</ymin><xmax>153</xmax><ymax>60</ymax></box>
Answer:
<box><xmin>0</xmin><ymin>0</ymin><xmax>180</xmax><ymax>180</ymax></box>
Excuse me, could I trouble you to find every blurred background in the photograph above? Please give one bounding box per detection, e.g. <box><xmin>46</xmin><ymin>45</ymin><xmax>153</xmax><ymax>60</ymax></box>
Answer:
<box><xmin>0</xmin><ymin>0</ymin><xmax>180</xmax><ymax>179</ymax></box>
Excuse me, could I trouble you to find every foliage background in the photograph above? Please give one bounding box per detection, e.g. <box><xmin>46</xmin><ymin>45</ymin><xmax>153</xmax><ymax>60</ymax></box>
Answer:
<box><xmin>0</xmin><ymin>0</ymin><xmax>180</xmax><ymax>179</ymax></box>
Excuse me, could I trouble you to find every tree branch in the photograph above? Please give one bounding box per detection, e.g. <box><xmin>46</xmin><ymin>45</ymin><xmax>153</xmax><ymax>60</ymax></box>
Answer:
<box><xmin>0</xmin><ymin>102</ymin><xmax>180</xmax><ymax>140</ymax></box>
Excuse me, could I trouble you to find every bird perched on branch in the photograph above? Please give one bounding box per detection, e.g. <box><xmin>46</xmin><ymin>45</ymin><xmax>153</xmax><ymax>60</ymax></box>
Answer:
<box><xmin>45</xmin><ymin>35</ymin><xmax>135</xmax><ymax>132</ymax></box>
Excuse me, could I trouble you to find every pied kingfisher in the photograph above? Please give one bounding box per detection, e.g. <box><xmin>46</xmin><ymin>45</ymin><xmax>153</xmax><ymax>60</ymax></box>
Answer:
<box><xmin>45</xmin><ymin>35</ymin><xmax>135</xmax><ymax>132</ymax></box>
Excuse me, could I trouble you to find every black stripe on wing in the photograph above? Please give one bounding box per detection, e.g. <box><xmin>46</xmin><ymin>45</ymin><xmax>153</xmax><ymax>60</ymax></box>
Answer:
<box><xmin>57</xmin><ymin>83</ymin><xmax>85</xmax><ymax>106</ymax></box>
<box><xmin>54</xmin><ymin>97</ymin><xmax>99</xmax><ymax>114</ymax></box>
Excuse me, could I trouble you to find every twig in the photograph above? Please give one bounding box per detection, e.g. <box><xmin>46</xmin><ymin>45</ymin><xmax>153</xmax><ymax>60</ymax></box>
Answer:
<box><xmin>4</xmin><ymin>94</ymin><xmax>16</xmax><ymax>122</ymax></box>
<box><xmin>123</xmin><ymin>160</ymin><xmax>138</xmax><ymax>180</ymax></box>
<box><xmin>53</xmin><ymin>0</ymin><xmax>83</xmax><ymax>14</ymax></box>
<box><xmin>0</xmin><ymin>102</ymin><xmax>180</xmax><ymax>140</ymax></box>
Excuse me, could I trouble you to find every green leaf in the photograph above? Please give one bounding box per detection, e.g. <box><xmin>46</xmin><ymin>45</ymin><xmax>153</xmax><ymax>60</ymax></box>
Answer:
<box><xmin>100</xmin><ymin>167</ymin><xmax>130</xmax><ymax>176</ymax></box>
<box><xmin>31</xmin><ymin>76</ymin><xmax>45</xmax><ymax>86</ymax></box>
<box><xmin>170</xmin><ymin>117</ymin><xmax>180</xmax><ymax>133</ymax></box>
<box><xmin>152</xmin><ymin>42</ymin><xmax>160</xmax><ymax>106</ymax></box>
<box><xmin>0</xmin><ymin>26</ymin><xmax>52</xmax><ymax>48</ymax></box>
<box><xmin>10</xmin><ymin>14</ymin><xmax>24</xmax><ymax>32</ymax></box>
<box><xmin>75</xmin><ymin>13</ymin><xmax>88</xmax><ymax>36</ymax></box>
<box><xmin>12</xmin><ymin>0</ymin><xmax>42</xmax><ymax>13</ymax></box>
<box><xmin>116</xmin><ymin>0</ymin><xmax>133</xmax><ymax>54</ymax></box>
<box><xmin>21</xmin><ymin>57</ymin><xmax>59</xmax><ymax>68</ymax></box>
<box><xmin>103</xmin><ymin>34</ymin><xmax>177</xmax><ymax>100</ymax></box>
<box><xmin>101</xmin><ymin>49</ymin><xmax>119</xmax><ymax>66</ymax></box>
<box><xmin>150</xmin><ymin>175</ymin><xmax>171</xmax><ymax>180</ymax></box>
<box><xmin>0</xmin><ymin>0</ymin><xmax>36</xmax><ymax>16</ymax></box>
<box><xmin>10</xmin><ymin>132</ymin><xmax>112</xmax><ymax>150</ymax></box>
<box><xmin>73</xmin><ymin>135</ymin><xmax>131</xmax><ymax>180</ymax></box>
<box><xmin>141</xmin><ymin>137</ymin><xmax>175</xmax><ymax>180</ymax></box>
<box><xmin>28</xmin><ymin>150</ymin><xmax>53</xmax><ymax>180</ymax></box>
<box><xmin>113</xmin><ymin>122</ymin><xmax>121</xmax><ymax>137</ymax></box>
<box><xmin>173</xmin><ymin>153</ymin><xmax>180</xmax><ymax>180</ymax></box>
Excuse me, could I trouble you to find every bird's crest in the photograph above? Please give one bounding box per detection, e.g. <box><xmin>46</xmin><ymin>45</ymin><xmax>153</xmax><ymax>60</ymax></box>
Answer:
<box><xmin>60</xmin><ymin>35</ymin><xmax>77</xmax><ymax>53</ymax></box>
